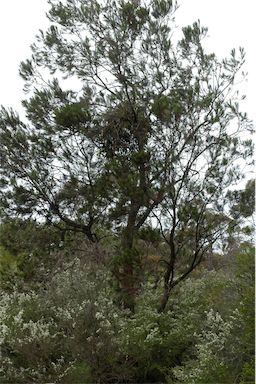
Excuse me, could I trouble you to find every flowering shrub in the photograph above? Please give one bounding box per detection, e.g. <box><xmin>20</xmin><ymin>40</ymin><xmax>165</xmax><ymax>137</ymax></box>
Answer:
<box><xmin>0</xmin><ymin>258</ymin><xmax>129</xmax><ymax>383</ymax></box>
<box><xmin>0</xmin><ymin>250</ymin><xmax>254</xmax><ymax>383</ymax></box>
<box><xmin>171</xmin><ymin>308</ymin><xmax>244</xmax><ymax>383</ymax></box>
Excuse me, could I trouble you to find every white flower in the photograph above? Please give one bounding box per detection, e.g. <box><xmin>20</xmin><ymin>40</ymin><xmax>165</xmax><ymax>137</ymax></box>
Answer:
<box><xmin>95</xmin><ymin>312</ymin><xmax>104</xmax><ymax>320</ymax></box>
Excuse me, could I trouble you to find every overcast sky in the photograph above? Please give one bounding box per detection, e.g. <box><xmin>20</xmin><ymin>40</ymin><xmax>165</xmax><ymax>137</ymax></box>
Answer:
<box><xmin>0</xmin><ymin>0</ymin><xmax>255</xmax><ymax>124</ymax></box>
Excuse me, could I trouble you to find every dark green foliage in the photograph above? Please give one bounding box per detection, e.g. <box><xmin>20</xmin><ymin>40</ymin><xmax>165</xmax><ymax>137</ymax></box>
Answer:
<box><xmin>234</xmin><ymin>244</ymin><xmax>255</xmax><ymax>377</ymax></box>
<box><xmin>55</xmin><ymin>102</ymin><xmax>91</xmax><ymax>129</ymax></box>
<box><xmin>228</xmin><ymin>179</ymin><xmax>255</xmax><ymax>219</ymax></box>
<box><xmin>0</xmin><ymin>219</ymin><xmax>60</xmax><ymax>257</ymax></box>
<box><xmin>137</xmin><ymin>225</ymin><xmax>162</xmax><ymax>244</ymax></box>
<box><xmin>151</xmin><ymin>95</ymin><xmax>172</xmax><ymax>121</ymax></box>
<box><xmin>0</xmin><ymin>0</ymin><xmax>253</xmax><ymax>316</ymax></box>
<box><xmin>0</xmin><ymin>219</ymin><xmax>63</xmax><ymax>291</ymax></box>
<box><xmin>0</xmin><ymin>216</ymin><xmax>254</xmax><ymax>383</ymax></box>
<box><xmin>0</xmin><ymin>0</ymin><xmax>254</xmax><ymax>376</ymax></box>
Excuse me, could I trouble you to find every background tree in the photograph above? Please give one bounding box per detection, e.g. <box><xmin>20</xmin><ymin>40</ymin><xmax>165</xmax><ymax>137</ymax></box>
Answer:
<box><xmin>0</xmin><ymin>0</ymin><xmax>253</xmax><ymax>310</ymax></box>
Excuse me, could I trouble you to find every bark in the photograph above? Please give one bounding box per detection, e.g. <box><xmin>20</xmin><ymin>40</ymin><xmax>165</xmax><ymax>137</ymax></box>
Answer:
<box><xmin>158</xmin><ymin>248</ymin><xmax>204</xmax><ymax>312</ymax></box>
<box><xmin>158</xmin><ymin>286</ymin><xmax>171</xmax><ymax>313</ymax></box>
<box><xmin>158</xmin><ymin>261</ymin><xmax>174</xmax><ymax>313</ymax></box>
<box><xmin>118</xmin><ymin>204</ymin><xmax>140</xmax><ymax>312</ymax></box>
<box><xmin>158</xmin><ymin>225</ymin><xmax>176</xmax><ymax>313</ymax></box>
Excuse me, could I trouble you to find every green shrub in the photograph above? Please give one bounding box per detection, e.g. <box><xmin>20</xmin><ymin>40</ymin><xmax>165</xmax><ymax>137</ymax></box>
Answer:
<box><xmin>0</xmin><ymin>244</ymin><xmax>254</xmax><ymax>383</ymax></box>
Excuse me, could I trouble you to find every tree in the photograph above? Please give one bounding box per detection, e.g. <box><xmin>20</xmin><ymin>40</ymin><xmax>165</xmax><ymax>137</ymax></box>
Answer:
<box><xmin>227</xmin><ymin>179</ymin><xmax>255</xmax><ymax>220</ymax></box>
<box><xmin>0</xmin><ymin>0</ymin><xmax>253</xmax><ymax>310</ymax></box>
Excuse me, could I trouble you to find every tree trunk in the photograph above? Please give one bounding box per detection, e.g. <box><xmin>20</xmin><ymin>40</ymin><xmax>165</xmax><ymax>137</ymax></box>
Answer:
<box><xmin>158</xmin><ymin>264</ymin><xmax>173</xmax><ymax>313</ymax></box>
<box><xmin>118</xmin><ymin>205</ymin><xmax>140</xmax><ymax>312</ymax></box>
<box><xmin>158</xmin><ymin>227</ymin><xmax>176</xmax><ymax>313</ymax></box>
<box><xmin>158</xmin><ymin>287</ymin><xmax>170</xmax><ymax>313</ymax></box>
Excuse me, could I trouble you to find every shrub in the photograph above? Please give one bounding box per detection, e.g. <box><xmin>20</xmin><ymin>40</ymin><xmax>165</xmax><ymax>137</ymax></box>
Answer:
<box><xmin>0</xmin><ymin>244</ymin><xmax>254</xmax><ymax>383</ymax></box>
<box><xmin>0</xmin><ymin>258</ymin><xmax>129</xmax><ymax>383</ymax></box>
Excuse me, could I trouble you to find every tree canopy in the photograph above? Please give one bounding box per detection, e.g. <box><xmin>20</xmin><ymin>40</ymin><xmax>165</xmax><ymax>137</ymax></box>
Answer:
<box><xmin>0</xmin><ymin>0</ymin><xmax>253</xmax><ymax>310</ymax></box>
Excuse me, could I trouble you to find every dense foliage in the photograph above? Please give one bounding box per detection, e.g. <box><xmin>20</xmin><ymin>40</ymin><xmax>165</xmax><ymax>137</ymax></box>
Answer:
<box><xmin>0</xmin><ymin>0</ymin><xmax>253</xmax><ymax>310</ymax></box>
<box><xmin>0</xmin><ymin>0</ymin><xmax>254</xmax><ymax>382</ymax></box>
<box><xmin>0</xmin><ymin>236</ymin><xmax>254</xmax><ymax>383</ymax></box>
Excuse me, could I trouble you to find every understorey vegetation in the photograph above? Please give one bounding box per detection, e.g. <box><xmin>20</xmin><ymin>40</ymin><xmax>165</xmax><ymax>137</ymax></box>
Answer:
<box><xmin>0</xmin><ymin>226</ymin><xmax>254</xmax><ymax>383</ymax></box>
<box><xmin>0</xmin><ymin>0</ymin><xmax>254</xmax><ymax>382</ymax></box>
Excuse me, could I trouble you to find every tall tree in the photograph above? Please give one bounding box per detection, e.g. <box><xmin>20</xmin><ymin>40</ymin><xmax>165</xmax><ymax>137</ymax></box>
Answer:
<box><xmin>0</xmin><ymin>0</ymin><xmax>253</xmax><ymax>310</ymax></box>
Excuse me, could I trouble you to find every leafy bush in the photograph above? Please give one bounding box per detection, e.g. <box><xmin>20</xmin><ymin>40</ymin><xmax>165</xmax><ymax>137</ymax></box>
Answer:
<box><xmin>0</xmin><ymin>258</ymin><xmax>128</xmax><ymax>383</ymax></box>
<box><xmin>0</xmin><ymin>244</ymin><xmax>254</xmax><ymax>383</ymax></box>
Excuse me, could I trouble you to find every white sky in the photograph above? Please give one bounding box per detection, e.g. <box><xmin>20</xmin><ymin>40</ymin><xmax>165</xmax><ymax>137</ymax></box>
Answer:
<box><xmin>0</xmin><ymin>0</ymin><xmax>255</xmax><ymax>124</ymax></box>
